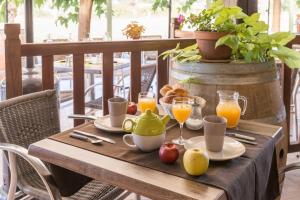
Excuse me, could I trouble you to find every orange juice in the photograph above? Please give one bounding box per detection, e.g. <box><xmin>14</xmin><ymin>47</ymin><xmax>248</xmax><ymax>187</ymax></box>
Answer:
<box><xmin>216</xmin><ymin>101</ymin><xmax>241</xmax><ymax>128</ymax></box>
<box><xmin>138</xmin><ymin>98</ymin><xmax>156</xmax><ymax>113</ymax></box>
<box><xmin>172</xmin><ymin>104</ymin><xmax>192</xmax><ymax>123</ymax></box>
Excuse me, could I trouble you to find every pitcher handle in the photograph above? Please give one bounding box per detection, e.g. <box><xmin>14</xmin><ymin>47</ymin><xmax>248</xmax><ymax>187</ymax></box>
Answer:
<box><xmin>122</xmin><ymin>118</ymin><xmax>135</xmax><ymax>132</ymax></box>
<box><xmin>123</xmin><ymin>134</ymin><xmax>138</xmax><ymax>149</ymax></box>
<box><xmin>239</xmin><ymin>96</ymin><xmax>247</xmax><ymax>115</ymax></box>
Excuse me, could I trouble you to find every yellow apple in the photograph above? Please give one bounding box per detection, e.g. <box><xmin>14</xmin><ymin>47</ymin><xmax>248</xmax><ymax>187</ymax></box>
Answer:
<box><xmin>183</xmin><ymin>148</ymin><xmax>209</xmax><ymax>176</ymax></box>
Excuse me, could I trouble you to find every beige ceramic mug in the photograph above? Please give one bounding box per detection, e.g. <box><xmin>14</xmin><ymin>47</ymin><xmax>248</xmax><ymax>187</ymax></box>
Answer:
<box><xmin>108</xmin><ymin>97</ymin><xmax>128</xmax><ymax>127</ymax></box>
<box><xmin>203</xmin><ymin>115</ymin><xmax>227</xmax><ymax>152</ymax></box>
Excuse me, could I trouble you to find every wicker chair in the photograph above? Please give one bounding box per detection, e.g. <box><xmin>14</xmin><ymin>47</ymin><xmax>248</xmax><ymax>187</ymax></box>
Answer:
<box><xmin>0</xmin><ymin>90</ymin><xmax>125</xmax><ymax>200</ymax></box>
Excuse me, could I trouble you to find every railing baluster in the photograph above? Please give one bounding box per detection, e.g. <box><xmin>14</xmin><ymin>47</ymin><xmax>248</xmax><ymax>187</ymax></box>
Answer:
<box><xmin>4</xmin><ymin>24</ymin><xmax>22</xmax><ymax>99</ymax></box>
<box><xmin>73</xmin><ymin>54</ymin><xmax>85</xmax><ymax>126</ymax></box>
<box><xmin>130</xmin><ymin>51</ymin><xmax>141</xmax><ymax>103</ymax></box>
<box><xmin>42</xmin><ymin>55</ymin><xmax>54</xmax><ymax>90</ymax></box>
<box><xmin>157</xmin><ymin>50</ymin><xmax>169</xmax><ymax>100</ymax></box>
<box><xmin>103</xmin><ymin>52</ymin><xmax>114</xmax><ymax>115</ymax></box>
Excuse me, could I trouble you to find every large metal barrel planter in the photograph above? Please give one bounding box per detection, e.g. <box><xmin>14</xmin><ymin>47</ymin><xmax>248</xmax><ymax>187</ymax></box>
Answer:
<box><xmin>170</xmin><ymin>60</ymin><xmax>287</xmax><ymax>183</ymax></box>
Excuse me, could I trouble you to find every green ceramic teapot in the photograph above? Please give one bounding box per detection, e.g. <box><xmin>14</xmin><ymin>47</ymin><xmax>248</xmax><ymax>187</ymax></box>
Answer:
<box><xmin>122</xmin><ymin>109</ymin><xmax>170</xmax><ymax>136</ymax></box>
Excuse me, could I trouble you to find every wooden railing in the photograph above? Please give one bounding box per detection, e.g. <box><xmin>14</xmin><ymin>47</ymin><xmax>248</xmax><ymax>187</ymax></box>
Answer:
<box><xmin>4</xmin><ymin>23</ymin><xmax>195</xmax><ymax>125</ymax></box>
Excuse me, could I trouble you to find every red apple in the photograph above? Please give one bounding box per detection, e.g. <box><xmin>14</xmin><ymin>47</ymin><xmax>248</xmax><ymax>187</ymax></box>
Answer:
<box><xmin>127</xmin><ymin>102</ymin><xmax>137</xmax><ymax>115</ymax></box>
<box><xmin>159</xmin><ymin>143</ymin><xmax>179</xmax><ymax>164</ymax></box>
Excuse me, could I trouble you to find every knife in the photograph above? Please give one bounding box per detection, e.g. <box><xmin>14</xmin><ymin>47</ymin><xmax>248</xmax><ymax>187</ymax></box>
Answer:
<box><xmin>232</xmin><ymin>137</ymin><xmax>258</xmax><ymax>145</ymax></box>
<box><xmin>227</xmin><ymin>132</ymin><xmax>256</xmax><ymax>141</ymax></box>
<box><xmin>73</xmin><ymin>130</ymin><xmax>116</xmax><ymax>144</ymax></box>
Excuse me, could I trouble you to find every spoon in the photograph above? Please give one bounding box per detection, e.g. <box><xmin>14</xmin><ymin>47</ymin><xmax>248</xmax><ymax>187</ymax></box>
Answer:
<box><xmin>70</xmin><ymin>133</ymin><xmax>102</xmax><ymax>145</ymax></box>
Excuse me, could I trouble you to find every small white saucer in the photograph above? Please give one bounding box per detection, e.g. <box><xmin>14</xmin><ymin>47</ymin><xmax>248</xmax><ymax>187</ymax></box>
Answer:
<box><xmin>94</xmin><ymin>114</ymin><xmax>137</xmax><ymax>133</ymax></box>
<box><xmin>184</xmin><ymin>136</ymin><xmax>246</xmax><ymax>161</ymax></box>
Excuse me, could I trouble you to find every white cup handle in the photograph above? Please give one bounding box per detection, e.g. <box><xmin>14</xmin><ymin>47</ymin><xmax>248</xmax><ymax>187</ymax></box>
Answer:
<box><xmin>123</xmin><ymin>134</ymin><xmax>138</xmax><ymax>149</ymax></box>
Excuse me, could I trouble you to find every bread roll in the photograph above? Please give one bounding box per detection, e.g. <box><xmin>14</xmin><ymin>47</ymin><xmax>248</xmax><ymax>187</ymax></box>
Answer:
<box><xmin>160</xmin><ymin>85</ymin><xmax>173</xmax><ymax>96</ymax></box>
<box><xmin>163</xmin><ymin>95</ymin><xmax>177</xmax><ymax>104</ymax></box>
<box><xmin>173</xmin><ymin>88</ymin><xmax>188</xmax><ymax>97</ymax></box>
<box><xmin>165</xmin><ymin>90</ymin><xmax>176</xmax><ymax>97</ymax></box>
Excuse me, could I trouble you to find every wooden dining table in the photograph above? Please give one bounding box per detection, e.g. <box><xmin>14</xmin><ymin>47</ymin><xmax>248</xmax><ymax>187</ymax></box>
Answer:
<box><xmin>28</xmin><ymin>120</ymin><xmax>282</xmax><ymax>200</ymax></box>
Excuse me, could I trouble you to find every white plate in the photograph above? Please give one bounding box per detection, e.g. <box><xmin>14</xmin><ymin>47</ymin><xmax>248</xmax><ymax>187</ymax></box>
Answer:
<box><xmin>184</xmin><ymin>136</ymin><xmax>246</xmax><ymax>161</ymax></box>
<box><xmin>94</xmin><ymin>114</ymin><xmax>137</xmax><ymax>133</ymax></box>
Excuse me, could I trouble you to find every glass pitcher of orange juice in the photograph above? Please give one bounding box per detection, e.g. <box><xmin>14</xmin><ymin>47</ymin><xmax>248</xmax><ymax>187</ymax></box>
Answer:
<box><xmin>216</xmin><ymin>90</ymin><xmax>247</xmax><ymax>128</ymax></box>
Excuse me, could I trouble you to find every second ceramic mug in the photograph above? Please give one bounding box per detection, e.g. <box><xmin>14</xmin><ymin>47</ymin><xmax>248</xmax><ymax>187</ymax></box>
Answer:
<box><xmin>203</xmin><ymin>115</ymin><xmax>227</xmax><ymax>152</ymax></box>
<box><xmin>108</xmin><ymin>97</ymin><xmax>128</xmax><ymax>127</ymax></box>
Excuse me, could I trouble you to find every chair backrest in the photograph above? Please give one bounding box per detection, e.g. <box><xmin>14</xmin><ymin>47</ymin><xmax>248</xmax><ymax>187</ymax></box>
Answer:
<box><xmin>0</xmin><ymin>90</ymin><xmax>60</xmax><ymax>147</ymax></box>
<box><xmin>141</xmin><ymin>63</ymin><xmax>156</xmax><ymax>92</ymax></box>
<box><xmin>0</xmin><ymin>90</ymin><xmax>60</xmax><ymax>189</ymax></box>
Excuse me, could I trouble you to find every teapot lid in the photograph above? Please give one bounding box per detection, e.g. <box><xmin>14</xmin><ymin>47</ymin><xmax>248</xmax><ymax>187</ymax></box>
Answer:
<box><xmin>134</xmin><ymin>109</ymin><xmax>169</xmax><ymax>136</ymax></box>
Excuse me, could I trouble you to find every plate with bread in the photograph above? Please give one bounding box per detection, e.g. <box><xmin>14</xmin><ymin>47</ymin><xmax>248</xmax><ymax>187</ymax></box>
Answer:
<box><xmin>159</xmin><ymin>84</ymin><xmax>206</xmax><ymax>119</ymax></box>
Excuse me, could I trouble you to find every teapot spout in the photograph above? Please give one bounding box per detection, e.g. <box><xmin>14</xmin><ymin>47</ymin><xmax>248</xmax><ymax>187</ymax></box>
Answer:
<box><xmin>161</xmin><ymin>115</ymin><xmax>170</xmax><ymax>127</ymax></box>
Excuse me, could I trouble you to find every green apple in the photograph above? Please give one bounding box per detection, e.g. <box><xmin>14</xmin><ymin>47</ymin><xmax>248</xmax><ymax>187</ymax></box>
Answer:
<box><xmin>183</xmin><ymin>148</ymin><xmax>209</xmax><ymax>176</ymax></box>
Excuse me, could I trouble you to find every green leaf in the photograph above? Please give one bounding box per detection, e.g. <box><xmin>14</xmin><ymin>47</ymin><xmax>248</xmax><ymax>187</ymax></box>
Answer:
<box><xmin>269</xmin><ymin>32</ymin><xmax>295</xmax><ymax>45</ymax></box>
<box><xmin>216</xmin><ymin>35</ymin><xmax>239</xmax><ymax>50</ymax></box>
<box><xmin>269</xmin><ymin>46</ymin><xmax>300</xmax><ymax>68</ymax></box>
<box><xmin>243</xmin><ymin>13</ymin><xmax>260</xmax><ymax>26</ymax></box>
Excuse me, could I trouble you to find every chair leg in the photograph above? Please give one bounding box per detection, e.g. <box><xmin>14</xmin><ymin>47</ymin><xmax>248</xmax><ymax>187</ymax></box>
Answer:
<box><xmin>7</xmin><ymin>152</ymin><xmax>17</xmax><ymax>200</ymax></box>
<box><xmin>136</xmin><ymin>194</ymin><xmax>141</xmax><ymax>200</ymax></box>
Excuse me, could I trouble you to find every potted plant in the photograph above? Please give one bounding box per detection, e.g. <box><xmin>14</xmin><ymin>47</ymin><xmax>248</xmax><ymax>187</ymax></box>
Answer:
<box><xmin>182</xmin><ymin>0</ymin><xmax>246</xmax><ymax>60</ymax></box>
<box><xmin>122</xmin><ymin>22</ymin><xmax>145</xmax><ymax>40</ymax></box>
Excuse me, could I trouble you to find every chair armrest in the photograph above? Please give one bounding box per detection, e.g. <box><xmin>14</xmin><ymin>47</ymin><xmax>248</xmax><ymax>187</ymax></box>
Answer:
<box><xmin>279</xmin><ymin>161</ymin><xmax>300</xmax><ymax>174</ymax></box>
<box><xmin>0</xmin><ymin>143</ymin><xmax>62</xmax><ymax>200</ymax></box>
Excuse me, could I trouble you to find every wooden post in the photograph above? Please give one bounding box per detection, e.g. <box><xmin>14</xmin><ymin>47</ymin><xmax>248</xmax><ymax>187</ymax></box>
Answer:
<box><xmin>130</xmin><ymin>52</ymin><xmax>141</xmax><ymax>102</ymax></box>
<box><xmin>157</xmin><ymin>50</ymin><xmax>169</xmax><ymax>100</ymax></box>
<box><xmin>25</xmin><ymin>0</ymin><xmax>34</xmax><ymax>68</ymax></box>
<box><xmin>4</xmin><ymin>23</ymin><xmax>22</xmax><ymax>99</ymax></box>
<box><xmin>237</xmin><ymin>0</ymin><xmax>257</xmax><ymax>15</ymax></box>
<box><xmin>170</xmin><ymin>18</ymin><xmax>180</xmax><ymax>39</ymax></box>
<box><xmin>102</xmin><ymin>52</ymin><xmax>114</xmax><ymax>115</ymax></box>
<box><xmin>272</xmin><ymin>0</ymin><xmax>281</xmax><ymax>32</ymax></box>
<box><xmin>78</xmin><ymin>0</ymin><xmax>93</xmax><ymax>40</ymax></box>
<box><xmin>42</xmin><ymin>55</ymin><xmax>54</xmax><ymax>90</ymax></box>
<box><xmin>73</xmin><ymin>54</ymin><xmax>85</xmax><ymax>126</ymax></box>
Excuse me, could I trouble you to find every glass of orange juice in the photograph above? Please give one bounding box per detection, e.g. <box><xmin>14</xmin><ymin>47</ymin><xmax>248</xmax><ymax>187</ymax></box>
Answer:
<box><xmin>172</xmin><ymin>97</ymin><xmax>193</xmax><ymax>145</ymax></box>
<box><xmin>138</xmin><ymin>92</ymin><xmax>156</xmax><ymax>113</ymax></box>
<box><xmin>216</xmin><ymin>90</ymin><xmax>247</xmax><ymax>128</ymax></box>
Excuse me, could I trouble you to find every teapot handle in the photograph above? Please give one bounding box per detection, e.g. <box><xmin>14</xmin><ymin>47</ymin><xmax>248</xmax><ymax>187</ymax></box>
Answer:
<box><xmin>122</xmin><ymin>118</ymin><xmax>136</xmax><ymax>132</ymax></box>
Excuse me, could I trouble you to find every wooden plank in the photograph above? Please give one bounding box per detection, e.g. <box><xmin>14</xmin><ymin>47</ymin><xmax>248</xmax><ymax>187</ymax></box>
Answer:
<box><xmin>4</xmin><ymin>24</ymin><xmax>22</xmax><ymax>99</ymax></box>
<box><xmin>102</xmin><ymin>52</ymin><xmax>114</xmax><ymax>115</ymax></box>
<box><xmin>20</xmin><ymin>39</ymin><xmax>195</xmax><ymax>56</ymax></box>
<box><xmin>73</xmin><ymin>54</ymin><xmax>85</xmax><ymax>126</ymax></box>
<box><xmin>130</xmin><ymin>51</ymin><xmax>141</xmax><ymax>102</ymax></box>
<box><xmin>29</xmin><ymin>139</ymin><xmax>227</xmax><ymax>200</ymax></box>
<box><xmin>157</xmin><ymin>50</ymin><xmax>169</xmax><ymax>100</ymax></box>
<box><xmin>41</xmin><ymin>55</ymin><xmax>54</xmax><ymax>90</ymax></box>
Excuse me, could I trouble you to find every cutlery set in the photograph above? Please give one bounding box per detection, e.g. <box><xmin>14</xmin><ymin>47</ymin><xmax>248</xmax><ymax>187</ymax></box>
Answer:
<box><xmin>226</xmin><ymin>132</ymin><xmax>257</xmax><ymax>145</ymax></box>
<box><xmin>70</xmin><ymin>130</ymin><xmax>116</xmax><ymax>145</ymax></box>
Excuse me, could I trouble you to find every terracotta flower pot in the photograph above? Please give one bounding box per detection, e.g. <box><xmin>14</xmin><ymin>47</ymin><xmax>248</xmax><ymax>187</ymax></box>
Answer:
<box><xmin>194</xmin><ymin>31</ymin><xmax>231</xmax><ymax>60</ymax></box>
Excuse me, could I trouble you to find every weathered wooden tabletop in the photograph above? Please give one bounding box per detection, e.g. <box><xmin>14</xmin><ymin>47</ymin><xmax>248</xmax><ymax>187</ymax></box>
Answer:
<box><xmin>28</xmin><ymin>120</ymin><xmax>282</xmax><ymax>200</ymax></box>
